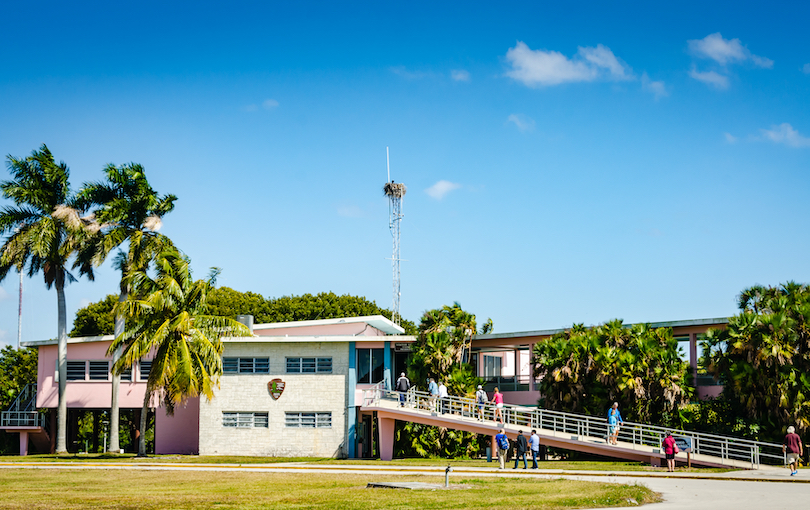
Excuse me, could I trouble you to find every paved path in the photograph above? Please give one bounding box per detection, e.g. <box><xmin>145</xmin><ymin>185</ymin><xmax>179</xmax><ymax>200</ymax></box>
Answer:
<box><xmin>1</xmin><ymin>461</ymin><xmax>808</xmax><ymax>509</ymax></box>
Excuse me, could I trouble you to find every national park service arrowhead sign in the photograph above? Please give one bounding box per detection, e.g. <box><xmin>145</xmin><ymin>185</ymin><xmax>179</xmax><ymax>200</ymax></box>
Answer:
<box><xmin>268</xmin><ymin>379</ymin><xmax>285</xmax><ymax>400</ymax></box>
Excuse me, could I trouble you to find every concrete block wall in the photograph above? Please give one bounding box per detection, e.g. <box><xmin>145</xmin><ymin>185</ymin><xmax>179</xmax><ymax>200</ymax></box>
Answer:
<box><xmin>199</xmin><ymin>341</ymin><xmax>349</xmax><ymax>457</ymax></box>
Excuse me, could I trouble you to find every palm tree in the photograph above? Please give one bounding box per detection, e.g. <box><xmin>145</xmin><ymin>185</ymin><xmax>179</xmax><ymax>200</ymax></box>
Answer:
<box><xmin>74</xmin><ymin>163</ymin><xmax>176</xmax><ymax>453</ymax></box>
<box><xmin>0</xmin><ymin>145</ymin><xmax>90</xmax><ymax>453</ymax></box>
<box><xmin>111</xmin><ymin>248</ymin><xmax>251</xmax><ymax>456</ymax></box>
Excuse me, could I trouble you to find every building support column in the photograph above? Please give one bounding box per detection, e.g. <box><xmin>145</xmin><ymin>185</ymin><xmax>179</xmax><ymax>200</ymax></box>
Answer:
<box><xmin>378</xmin><ymin>415</ymin><xmax>396</xmax><ymax>461</ymax></box>
<box><xmin>347</xmin><ymin>341</ymin><xmax>357</xmax><ymax>459</ymax></box>
<box><xmin>19</xmin><ymin>431</ymin><xmax>29</xmax><ymax>456</ymax></box>
<box><xmin>383</xmin><ymin>341</ymin><xmax>392</xmax><ymax>391</ymax></box>
<box><xmin>689</xmin><ymin>333</ymin><xmax>698</xmax><ymax>386</ymax></box>
<box><xmin>529</xmin><ymin>343</ymin><xmax>536</xmax><ymax>392</ymax></box>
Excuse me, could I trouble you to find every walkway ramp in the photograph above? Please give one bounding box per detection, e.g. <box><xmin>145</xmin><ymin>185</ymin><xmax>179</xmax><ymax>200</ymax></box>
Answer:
<box><xmin>361</xmin><ymin>386</ymin><xmax>784</xmax><ymax>469</ymax></box>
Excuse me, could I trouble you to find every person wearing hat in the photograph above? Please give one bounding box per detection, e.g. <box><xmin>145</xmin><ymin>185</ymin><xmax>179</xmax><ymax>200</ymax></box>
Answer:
<box><xmin>475</xmin><ymin>385</ymin><xmax>488</xmax><ymax>421</ymax></box>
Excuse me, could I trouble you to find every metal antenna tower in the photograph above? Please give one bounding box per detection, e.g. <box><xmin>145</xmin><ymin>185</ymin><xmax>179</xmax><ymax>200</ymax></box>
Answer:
<box><xmin>383</xmin><ymin>147</ymin><xmax>406</xmax><ymax>325</ymax></box>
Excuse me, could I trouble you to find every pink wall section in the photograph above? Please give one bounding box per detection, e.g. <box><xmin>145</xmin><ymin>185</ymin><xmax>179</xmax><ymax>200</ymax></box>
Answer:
<box><xmin>155</xmin><ymin>397</ymin><xmax>200</xmax><ymax>455</ymax></box>
<box><xmin>36</xmin><ymin>343</ymin><xmax>148</xmax><ymax>409</ymax></box>
<box><xmin>254</xmin><ymin>323</ymin><xmax>385</xmax><ymax>337</ymax></box>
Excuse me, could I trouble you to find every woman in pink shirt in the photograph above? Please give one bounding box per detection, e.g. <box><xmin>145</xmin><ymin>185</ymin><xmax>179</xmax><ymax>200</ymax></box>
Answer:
<box><xmin>492</xmin><ymin>387</ymin><xmax>504</xmax><ymax>423</ymax></box>
<box><xmin>661</xmin><ymin>431</ymin><xmax>678</xmax><ymax>472</ymax></box>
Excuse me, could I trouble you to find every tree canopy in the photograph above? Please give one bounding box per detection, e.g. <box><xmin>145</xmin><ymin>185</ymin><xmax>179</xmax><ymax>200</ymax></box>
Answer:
<box><xmin>704</xmin><ymin>282</ymin><xmax>810</xmax><ymax>440</ymax></box>
<box><xmin>533</xmin><ymin>320</ymin><xmax>693</xmax><ymax>425</ymax></box>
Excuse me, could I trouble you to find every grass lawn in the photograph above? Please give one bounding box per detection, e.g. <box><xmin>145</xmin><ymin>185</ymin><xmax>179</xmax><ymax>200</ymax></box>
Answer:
<box><xmin>0</xmin><ymin>454</ymin><xmax>733</xmax><ymax>472</ymax></box>
<box><xmin>0</xmin><ymin>469</ymin><xmax>660</xmax><ymax>509</ymax></box>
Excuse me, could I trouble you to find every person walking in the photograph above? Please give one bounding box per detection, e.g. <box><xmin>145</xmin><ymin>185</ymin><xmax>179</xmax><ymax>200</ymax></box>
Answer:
<box><xmin>661</xmin><ymin>431</ymin><xmax>678</xmax><ymax>472</ymax></box>
<box><xmin>395</xmin><ymin>372</ymin><xmax>410</xmax><ymax>407</ymax></box>
<box><xmin>492</xmin><ymin>387</ymin><xmax>505</xmax><ymax>423</ymax></box>
<box><xmin>428</xmin><ymin>378</ymin><xmax>439</xmax><ymax>413</ymax></box>
<box><xmin>475</xmin><ymin>385</ymin><xmax>488</xmax><ymax>421</ymax></box>
<box><xmin>495</xmin><ymin>428</ymin><xmax>509</xmax><ymax>469</ymax></box>
<box><xmin>438</xmin><ymin>380</ymin><xmax>448</xmax><ymax>414</ymax></box>
<box><xmin>783</xmin><ymin>426</ymin><xmax>804</xmax><ymax>476</ymax></box>
<box><xmin>529</xmin><ymin>429</ymin><xmax>540</xmax><ymax>469</ymax></box>
<box><xmin>513</xmin><ymin>430</ymin><xmax>528</xmax><ymax>469</ymax></box>
<box><xmin>607</xmin><ymin>402</ymin><xmax>624</xmax><ymax>445</ymax></box>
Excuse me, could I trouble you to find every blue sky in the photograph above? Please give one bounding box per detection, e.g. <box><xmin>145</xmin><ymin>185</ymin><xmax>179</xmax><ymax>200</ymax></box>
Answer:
<box><xmin>1</xmin><ymin>1</ymin><xmax>809</xmax><ymax>346</ymax></box>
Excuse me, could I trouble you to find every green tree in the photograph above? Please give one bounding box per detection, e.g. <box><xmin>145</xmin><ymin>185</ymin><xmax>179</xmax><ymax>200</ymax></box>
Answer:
<box><xmin>0</xmin><ymin>346</ymin><xmax>38</xmax><ymax>454</ymax></box>
<box><xmin>75</xmin><ymin>162</ymin><xmax>177</xmax><ymax>452</ymax></box>
<box><xmin>704</xmin><ymin>282</ymin><xmax>810</xmax><ymax>440</ymax></box>
<box><xmin>533</xmin><ymin>320</ymin><xmax>693</xmax><ymax>424</ymax></box>
<box><xmin>70</xmin><ymin>294</ymin><xmax>117</xmax><ymax>337</ymax></box>
<box><xmin>0</xmin><ymin>145</ymin><xmax>90</xmax><ymax>453</ymax></box>
<box><xmin>111</xmin><ymin>248</ymin><xmax>251</xmax><ymax>456</ymax></box>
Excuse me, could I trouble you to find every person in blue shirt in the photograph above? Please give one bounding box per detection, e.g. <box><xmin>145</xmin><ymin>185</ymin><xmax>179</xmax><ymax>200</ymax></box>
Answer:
<box><xmin>495</xmin><ymin>428</ymin><xmax>509</xmax><ymax>469</ymax></box>
<box><xmin>529</xmin><ymin>430</ymin><xmax>540</xmax><ymax>469</ymax></box>
<box><xmin>428</xmin><ymin>378</ymin><xmax>439</xmax><ymax>413</ymax></box>
<box><xmin>607</xmin><ymin>402</ymin><xmax>624</xmax><ymax>445</ymax></box>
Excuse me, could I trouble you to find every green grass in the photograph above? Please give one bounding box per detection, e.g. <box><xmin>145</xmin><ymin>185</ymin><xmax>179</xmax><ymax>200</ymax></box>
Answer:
<box><xmin>0</xmin><ymin>454</ymin><xmax>734</xmax><ymax>472</ymax></box>
<box><xmin>0</xmin><ymin>469</ymin><xmax>660</xmax><ymax>509</ymax></box>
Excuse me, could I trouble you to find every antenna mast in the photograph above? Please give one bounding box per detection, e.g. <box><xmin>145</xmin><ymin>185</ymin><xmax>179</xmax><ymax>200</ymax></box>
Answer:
<box><xmin>383</xmin><ymin>148</ymin><xmax>406</xmax><ymax>326</ymax></box>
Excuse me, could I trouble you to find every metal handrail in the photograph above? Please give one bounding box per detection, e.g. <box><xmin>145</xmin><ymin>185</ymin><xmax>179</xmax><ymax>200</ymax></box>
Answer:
<box><xmin>1</xmin><ymin>384</ymin><xmax>41</xmax><ymax>428</ymax></box>
<box><xmin>363</xmin><ymin>387</ymin><xmax>784</xmax><ymax>468</ymax></box>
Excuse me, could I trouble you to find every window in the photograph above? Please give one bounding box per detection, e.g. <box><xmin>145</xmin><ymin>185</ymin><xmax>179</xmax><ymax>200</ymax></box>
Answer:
<box><xmin>223</xmin><ymin>357</ymin><xmax>270</xmax><ymax>374</ymax></box>
<box><xmin>286</xmin><ymin>357</ymin><xmax>332</xmax><ymax>374</ymax></box>
<box><xmin>285</xmin><ymin>412</ymin><xmax>331</xmax><ymax>428</ymax></box>
<box><xmin>66</xmin><ymin>361</ymin><xmax>86</xmax><ymax>381</ymax></box>
<box><xmin>139</xmin><ymin>360</ymin><xmax>152</xmax><ymax>381</ymax></box>
<box><xmin>89</xmin><ymin>361</ymin><xmax>109</xmax><ymax>380</ymax></box>
<box><xmin>222</xmin><ymin>412</ymin><xmax>269</xmax><ymax>428</ymax></box>
<box><xmin>356</xmin><ymin>349</ymin><xmax>384</xmax><ymax>384</ymax></box>
<box><xmin>483</xmin><ymin>355</ymin><xmax>501</xmax><ymax>378</ymax></box>
<box><xmin>120</xmin><ymin>367</ymin><xmax>132</xmax><ymax>382</ymax></box>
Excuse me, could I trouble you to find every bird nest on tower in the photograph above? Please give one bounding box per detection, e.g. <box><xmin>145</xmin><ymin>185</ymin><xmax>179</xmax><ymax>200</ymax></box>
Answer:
<box><xmin>383</xmin><ymin>182</ymin><xmax>407</xmax><ymax>197</ymax></box>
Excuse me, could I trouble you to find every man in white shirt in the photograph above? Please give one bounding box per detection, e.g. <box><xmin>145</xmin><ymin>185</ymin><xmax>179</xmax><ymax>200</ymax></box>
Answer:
<box><xmin>438</xmin><ymin>380</ymin><xmax>448</xmax><ymax>414</ymax></box>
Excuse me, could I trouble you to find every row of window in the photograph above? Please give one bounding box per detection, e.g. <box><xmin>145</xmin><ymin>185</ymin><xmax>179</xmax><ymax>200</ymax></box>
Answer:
<box><xmin>62</xmin><ymin>360</ymin><xmax>151</xmax><ymax>382</ymax></box>
<box><xmin>222</xmin><ymin>412</ymin><xmax>332</xmax><ymax>428</ymax></box>
<box><xmin>223</xmin><ymin>357</ymin><xmax>333</xmax><ymax>374</ymax></box>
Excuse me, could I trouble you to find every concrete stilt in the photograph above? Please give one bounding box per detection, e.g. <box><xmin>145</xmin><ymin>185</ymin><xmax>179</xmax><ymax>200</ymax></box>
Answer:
<box><xmin>19</xmin><ymin>431</ymin><xmax>29</xmax><ymax>456</ymax></box>
<box><xmin>378</xmin><ymin>416</ymin><xmax>396</xmax><ymax>461</ymax></box>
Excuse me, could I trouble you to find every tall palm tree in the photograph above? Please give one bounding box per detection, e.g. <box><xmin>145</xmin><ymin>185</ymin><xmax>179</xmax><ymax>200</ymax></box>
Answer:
<box><xmin>0</xmin><ymin>145</ymin><xmax>90</xmax><ymax>453</ymax></box>
<box><xmin>111</xmin><ymin>248</ymin><xmax>250</xmax><ymax>456</ymax></box>
<box><xmin>75</xmin><ymin>163</ymin><xmax>176</xmax><ymax>453</ymax></box>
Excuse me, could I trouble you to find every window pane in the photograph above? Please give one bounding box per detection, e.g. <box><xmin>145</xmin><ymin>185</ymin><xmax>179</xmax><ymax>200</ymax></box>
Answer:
<box><xmin>120</xmin><ymin>367</ymin><xmax>132</xmax><ymax>382</ymax></box>
<box><xmin>285</xmin><ymin>413</ymin><xmax>300</xmax><ymax>427</ymax></box>
<box><xmin>357</xmin><ymin>350</ymin><xmax>371</xmax><ymax>384</ymax></box>
<box><xmin>67</xmin><ymin>361</ymin><xmax>86</xmax><ymax>381</ymax></box>
<box><xmin>300</xmin><ymin>413</ymin><xmax>316</xmax><ymax>428</ymax></box>
<box><xmin>317</xmin><ymin>358</ymin><xmax>332</xmax><ymax>373</ymax></box>
<box><xmin>223</xmin><ymin>413</ymin><xmax>237</xmax><ymax>427</ymax></box>
<box><xmin>301</xmin><ymin>358</ymin><xmax>316</xmax><ymax>373</ymax></box>
<box><xmin>371</xmin><ymin>349</ymin><xmax>384</xmax><ymax>383</ymax></box>
<box><xmin>88</xmin><ymin>361</ymin><xmax>109</xmax><ymax>381</ymax></box>
<box><xmin>254</xmin><ymin>413</ymin><xmax>269</xmax><ymax>428</ymax></box>
<box><xmin>139</xmin><ymin>360</ymin><xmax>152</xmax><ymax>381</ymax></box>
<box><xmin>316</xmin><ymin>413</ymin><xmax>332</xmax><ymax>428</ymax></box>
<box><xmin>255</xmin><ymin>358</ymin><xmax>270</xmax><ymax>373</ymax></box>
<box><xmin>286</xmin><ymin>358</ymin><xmax>300</xmax><ymax>373</ymax></box>
<box><xmin>223</xmin><ymin>358</ymin><xmax>239</xmax><ymax>373</ymax></box>
<box><xmin>239</xmin><ymin>358</ymin><xmax>254</xmax><ymax>374</ymax></box>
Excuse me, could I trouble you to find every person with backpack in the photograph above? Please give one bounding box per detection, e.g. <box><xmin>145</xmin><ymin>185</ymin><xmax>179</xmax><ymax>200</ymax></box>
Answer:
<box><xmin>475</xmin><ymin>385</ymin><xmax>488</xmax><ymax>421</ymax></box>
<box><xmin>495</xmin><ymin>428</ymin><xmax>509</xmax><ymax>469</ymax></box>
<box><xmin>661</xmin><ymin>431</ymin><xmax>678</xmax><ymax>472</ymax></box>
<box><xmin>395</xmin><ymin>372</ymin><xmax>410</xmax><ymax>407</ymax></box>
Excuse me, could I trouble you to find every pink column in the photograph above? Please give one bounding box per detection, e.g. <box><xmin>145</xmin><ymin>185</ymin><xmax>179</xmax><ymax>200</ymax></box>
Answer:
<box><xmin>19</xmin><ymin>431</ymin><xmax>29</xmax><ymax>456</ymax></box>
<box><xmin>378</xmin><ymin>416</ymin><xmax>396</xmax><ymax>461</ymax></box>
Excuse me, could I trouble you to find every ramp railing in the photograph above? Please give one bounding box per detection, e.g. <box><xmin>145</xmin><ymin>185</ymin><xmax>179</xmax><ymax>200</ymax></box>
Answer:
<box><xmin>362</xmin><ymin>386</ymin><xmax>784</xmax><ymax>468</ymax></box>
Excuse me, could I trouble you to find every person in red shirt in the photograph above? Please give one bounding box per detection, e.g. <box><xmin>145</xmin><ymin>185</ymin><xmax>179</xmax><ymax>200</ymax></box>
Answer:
<box><xmin>661</xmin><ymin>431</ymin><xmax>678</xmax><ymax>472</ymax></box>
<box><xmin>783</xmin><ymin>426</ymin><xmax>804</xmax><ymax>476</ymax></box>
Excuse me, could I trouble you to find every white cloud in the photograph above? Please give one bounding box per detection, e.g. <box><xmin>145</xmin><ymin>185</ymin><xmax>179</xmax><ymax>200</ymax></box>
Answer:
<box><xmin>451</xmin><ymin>69</ymin><xmax>470</xmax><ymax>82</ymax></box>
<box><xmin>724</xmin><ymin>132</ymin><xmax>738</xmax><ymax>144</ymax></box>
<box><xmin>802</xmin><ymin>63</ymin><xmax>810</xmax><ymax>74</ymax></box>
<box><xmin>504</xmin><ymin>41</ymin><xmax>632</xmax><ymax>87</ymax></box>
<box><xmin>506</xmin><ymin>113</ymin><xmax>535</xmax><ymax>132</ymax></box>
<box><xmin>425</xmin><ymin>180</ymin><xmax>461</xmax><ymax>200</ymax></box>
<box><xmin>641</xmin><ymin>72</ymin><xmax>668</xmax><ymax>99</ymax></box>
<box><xmin>688</xmin><ymin>33</ymin><xmax>772</xmax><ymax>68</ymax></box>
<box><xmin>688</xmin><ymin>66</ymin><xmax>729</xmax><ymax>89</ymax></box>
<box><xmin>262</xmin><ymin>99</ymin><xmax>279</xmax><ymax>110</ymax></box>
<box><xmin>759</xmin><ymin>123</ymin><xmax>810</xmax><ymax>148</ymax></box>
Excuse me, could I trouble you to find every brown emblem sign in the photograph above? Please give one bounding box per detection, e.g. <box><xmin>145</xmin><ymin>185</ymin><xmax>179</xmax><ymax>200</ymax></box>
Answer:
<box><xmin>268</xmin><ymin>379</ymin><xmax>285</xmax><ymax>400</ymax></box>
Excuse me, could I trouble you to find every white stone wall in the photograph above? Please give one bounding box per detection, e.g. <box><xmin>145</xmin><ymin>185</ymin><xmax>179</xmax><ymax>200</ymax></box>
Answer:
<box><xmin>199</xmin><ymin>342</ymin><xmax>348</xmax><ymax>457</ymax></box>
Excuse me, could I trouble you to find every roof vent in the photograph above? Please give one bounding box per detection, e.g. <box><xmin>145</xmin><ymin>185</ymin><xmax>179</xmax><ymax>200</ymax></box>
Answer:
<box><xmin>236</xmin><ymin>315</ymin><xmax>254</xmax><ymax>334</ymax></box>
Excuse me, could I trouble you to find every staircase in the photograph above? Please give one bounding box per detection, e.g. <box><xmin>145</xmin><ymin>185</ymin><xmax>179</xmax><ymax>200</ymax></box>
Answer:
<box><xmin>1</xmin><ymin>384</ymin><xmax>50</xmax><ymax>454</ymax></box>
<box><xmin>361</xmin><ymin>385</ymin><xmax>785</xmax><ymax>469</ymax></box>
